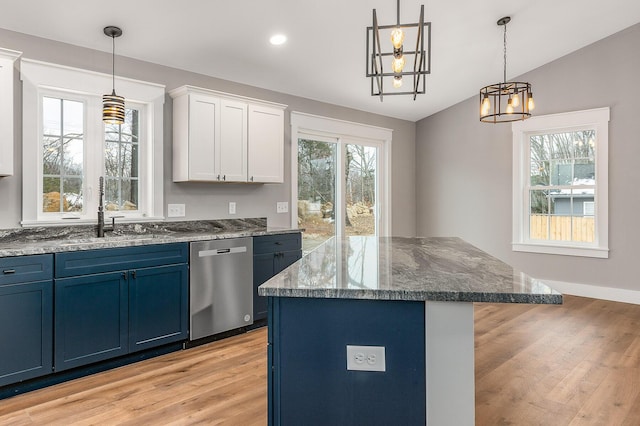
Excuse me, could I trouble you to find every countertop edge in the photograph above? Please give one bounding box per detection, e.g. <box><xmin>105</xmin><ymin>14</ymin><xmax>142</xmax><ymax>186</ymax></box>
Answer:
<box><xmin>0</xmin><ymin>228</ymin><xmax>302</xmax><ymax>258</ymax></box>
<box><xmin>257</xmin><ymin>288</ymin><xmax>563</xmax><ymax>304</ymax></box>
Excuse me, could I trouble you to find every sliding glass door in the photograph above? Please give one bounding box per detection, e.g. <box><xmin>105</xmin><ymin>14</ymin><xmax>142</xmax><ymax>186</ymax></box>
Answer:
<box><xmin>297</xmin><ymin>137</ymin><xmax>380</xmax><ymax>252</ymax></box>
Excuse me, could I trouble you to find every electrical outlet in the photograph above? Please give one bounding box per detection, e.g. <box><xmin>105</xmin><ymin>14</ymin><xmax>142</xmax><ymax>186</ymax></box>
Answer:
<box><xmin>346</xmin><ymin>345</ymin><xmax>386</xmax><ymax>372</ymax></box>
<box><xmin>229</xmin><ymin>202</ymin><xmax>236</xmax><ymax>215</ymax></box>
<box><xmin>167</xmin><ymin>204</ymin><xmax>185</xmax><ymax>217</ymax></box>
<box><xmin>276</xmin><ymin>201</ymin><xmax>289</xmax><ymax>213</ymax></box>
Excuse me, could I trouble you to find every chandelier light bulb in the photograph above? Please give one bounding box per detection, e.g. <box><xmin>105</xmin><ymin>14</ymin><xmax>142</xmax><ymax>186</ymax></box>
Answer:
<box><xmin>391</xmin><ymin>55</ymin><xmax>405</xmax><ymax>73</ymax></box>
<box><xmin>481</xmin><ymin>96</ymin><xmax>491</xmax><ymax>115</ymax></box>
<box><xmin>506</xmin><ymin>98</ymin><xmax>514</xmax><ymax>114</ymax></box>
<box><xmin>527</xmin><ymin>92</ymin><xmax>535</xmax><ymax>110</ymax></box>
<box><xmin>393</xmin><ymin>75</ymin><xmax>403</xmax><ymax>89</ymax></box>
<box><xmin>512</xmin><ymin>90</ymin><xmax>520</xmax><ymax>107</ymax></box>
<box><xmin>390</xmin><ymin>27</ymin><xmax>405</xmax><ymax>49</ymax></box>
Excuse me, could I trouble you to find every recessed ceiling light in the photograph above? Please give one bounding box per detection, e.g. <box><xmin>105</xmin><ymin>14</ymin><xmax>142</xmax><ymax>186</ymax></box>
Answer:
<box><xmin>270</xmin><ymin>34</ymin><xmax>287</xmax><ymax>46</ymax></box>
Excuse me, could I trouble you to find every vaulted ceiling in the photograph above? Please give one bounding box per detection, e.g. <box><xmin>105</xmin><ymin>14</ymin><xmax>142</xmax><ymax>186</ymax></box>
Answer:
<box><xmin>1</xmin><ymin>0</ymin><xmax>639</xmax><ymax>122</ymax></box>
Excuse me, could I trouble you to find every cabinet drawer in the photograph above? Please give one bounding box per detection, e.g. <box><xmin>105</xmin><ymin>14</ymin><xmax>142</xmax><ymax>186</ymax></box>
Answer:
<box><xmin>0</xmin><ymin>254</ymin><xmax>53</xmax><ymax>286</ymax></box>
<box><xmin>253</xmin><ymin>233</ymin><xmax>301</xmax><ymax>255</ymax></box>
<box><xmin>55</xmin><ymin>243</ymin><xmax>188</xmax><ymax>278</ymax></box>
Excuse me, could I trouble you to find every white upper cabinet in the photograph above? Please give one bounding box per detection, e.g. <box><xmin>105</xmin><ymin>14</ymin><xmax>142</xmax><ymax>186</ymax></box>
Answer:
<box><xmin>170</xmin><ymin>86</ymin><xmax>286</xmax><ymax>183</ymax></box>
<box><xmin>248</xmin><ymin>104</ymin><xmax>284</xmax><ymax>183</ymax></box>
<box><xmin>0</xmin><ymin>48</ymin><xmax>21</xmax><ymax>177</ymax></box>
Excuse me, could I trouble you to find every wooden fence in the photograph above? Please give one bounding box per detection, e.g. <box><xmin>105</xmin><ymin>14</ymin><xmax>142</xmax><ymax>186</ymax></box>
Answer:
<box><xmin>530</xmin><ymin>215</ymin><xmax>595</xmax><ymax>243</ymax></box>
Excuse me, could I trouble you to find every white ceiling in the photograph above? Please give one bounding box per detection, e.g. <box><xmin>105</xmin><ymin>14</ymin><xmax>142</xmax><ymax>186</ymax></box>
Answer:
<box><xmin>1</xmin><ymin>0</ymin><xmax>640</xmax><ymax>122</ymax></box>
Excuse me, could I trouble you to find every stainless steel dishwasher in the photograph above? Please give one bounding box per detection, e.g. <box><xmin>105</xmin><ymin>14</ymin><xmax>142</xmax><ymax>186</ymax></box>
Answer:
<box><xmin>189</xmin><ymin>238</ymin><xmax>253</xmax><ymax>340</ymax></box>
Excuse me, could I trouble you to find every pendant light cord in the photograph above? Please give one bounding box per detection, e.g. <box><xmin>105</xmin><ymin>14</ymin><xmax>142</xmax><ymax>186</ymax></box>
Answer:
<box><xmin>111</xmin><ymin>35</ymin><xmax>116</xmax><ymax>93</ymax></box>
<box><xmin>503</xmin><ymin>23</ymin><xmax>507</xmax><ymax>84</ymax></box>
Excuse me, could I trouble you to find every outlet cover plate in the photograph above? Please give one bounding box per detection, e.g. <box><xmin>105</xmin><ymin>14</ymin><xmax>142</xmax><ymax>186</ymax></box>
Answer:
<box><xmin>277</xmin><ymin>202</ymin><xmax>288</xmax><ymax>213</ymax></box>
<box><xmin>346</xmin><ymin>345</ymin><xmax>386</xmax><ymax>372</ymax></box>
<box><xmin>167</xmin><ymin>204</ymin><xmax>185</xmax><ymax>217</ymax></box>
<box><xmin>229</xmin><ymin>202</ymin><xmax>236</xmax><ymax>215</ymax></box>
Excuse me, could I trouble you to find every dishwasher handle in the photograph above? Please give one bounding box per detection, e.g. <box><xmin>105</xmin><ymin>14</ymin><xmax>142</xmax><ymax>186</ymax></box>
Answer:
<box><xmin>198</xmin><ymin>246</ymin><xmax>248</xmax><ymax>257</ymax></box>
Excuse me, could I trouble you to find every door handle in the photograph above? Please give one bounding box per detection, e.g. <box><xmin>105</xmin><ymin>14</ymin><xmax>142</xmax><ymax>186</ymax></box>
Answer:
<box><xmin>2</xmin><ymin>269</ymin><xmax>16</xmax><ymax>274</ymax></box>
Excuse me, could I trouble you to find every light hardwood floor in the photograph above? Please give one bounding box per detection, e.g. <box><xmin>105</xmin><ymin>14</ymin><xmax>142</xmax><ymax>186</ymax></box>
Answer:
<box><xmin>1</xmin><ymin>295</ymin><xmax>639</xmax><ymax>425</ymax></box>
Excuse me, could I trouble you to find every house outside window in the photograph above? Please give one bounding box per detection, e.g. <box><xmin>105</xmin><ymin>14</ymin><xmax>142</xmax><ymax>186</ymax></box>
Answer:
<box><xmin>512</xmin><ymin>108</ymin><xmax>609</xmax><ymax>258</ymax></box>
<box><xmin>21</xmin><ymin>59</ymin><xmax>165</xmax><ymax>226</ymax></box>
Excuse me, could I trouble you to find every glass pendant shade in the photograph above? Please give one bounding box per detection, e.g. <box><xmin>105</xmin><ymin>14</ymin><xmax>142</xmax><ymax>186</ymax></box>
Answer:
<box><xmin>393</xmin><ymin>75</ymin><xmax>403</xmax><ymax>88</ymax></box>
<box><xmin>103</xmin><ymin>90</ymin><xmax>125</xmax><ymax>124</ymax></box>
<box><xmin>481</xmin><ymin>95</ymin><xmax>490</xmax><ymax>115</ymax></box>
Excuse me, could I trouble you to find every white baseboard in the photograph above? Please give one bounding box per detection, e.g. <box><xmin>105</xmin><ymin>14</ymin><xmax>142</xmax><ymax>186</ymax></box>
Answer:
<box><xmin>544</xmin><ymin>280</ymin><xmax>640</xmax><ymax>305</ymax></box>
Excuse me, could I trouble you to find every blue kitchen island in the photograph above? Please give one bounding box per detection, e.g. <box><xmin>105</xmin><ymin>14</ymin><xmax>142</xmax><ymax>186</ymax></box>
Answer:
<box><xmin>259</xmin><ymin>236</ymin><xmax>562</xmax><ymax>426</ymax></box>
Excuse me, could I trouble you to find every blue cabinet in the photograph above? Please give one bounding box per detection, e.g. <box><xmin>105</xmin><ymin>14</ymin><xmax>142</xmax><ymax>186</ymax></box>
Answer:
<box><xmin>55</xmin><ymin>272</ymin><xmax>128</xmax><ymax>371</ymax></box>
<box><xmin>54</xmin><ymin>243</ymin><xmax>188</xmax><ymax>371</ymax></box>
<box><xmin>129</xmin><ymin>264</ymin><xmax>188</xmax><ymax>351</ymax></box>
<box><xmin>268</xmin><ymin>297</ymin><xmax>426</xmax><ymax>425</ymax></box>
<box><xmin>253</xmin><ymin>233</ymin><xmax>301</xmax><ymax>322</ymax></box>
<box><xmin>0</xmin><ymin>255</ymin><xmax>53</xmax><ymax>387</ymax></box>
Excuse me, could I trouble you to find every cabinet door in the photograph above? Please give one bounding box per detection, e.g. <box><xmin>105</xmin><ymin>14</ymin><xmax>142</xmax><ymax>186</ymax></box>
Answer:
<box><xmin>253</xmin><ymin>253</ymin><xmax>276</xmax><ymax>322</ymax></box>
<box><xmin>129</xmin><ymin>264</ymin><xmax>188</xmax><ymax>352</ymax></box>
<box><xmin>0</xmin><ymin>49</ymin><xmax>20</xmax><ymax>177</ymax></box>
<box><xmin>0</xmin><ymin>280</ymin><xmax>53</xmax><ymax>386</ymax></box>
<box><xmin>248</xmin><ymin>104</ymin><xmax>284</xmax><ymax>183</ymax></box>
<box><xmin>54</xmin><ymin>272</ymin><xmax>128</xmax><ymax>371</ymax></box>
<box><xmin>219</xmin><ymin>99</ymin><xmax>248</xmax><ymax>182</ymax></box>
<box><xmin>188</xmin><ymin>93</ymin><xmax>220</xmax><ymax>181</ymax></box>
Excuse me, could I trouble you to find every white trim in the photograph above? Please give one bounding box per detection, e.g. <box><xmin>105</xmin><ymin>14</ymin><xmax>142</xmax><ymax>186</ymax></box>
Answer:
<box><xmin>0</xmin><ymin>48</ymin><xmax>22</xmax><ymax>177</ymax></box>
<box><xmin>541</xmin><ymin>279</ymin><xmax>640</xmax><ymax>305</ymax></box>
<box><xmin>512</xmin><ymin>107</ymin><xmax>609</xmax><ymax>258</ymax></box>
<box><xmin>290</xmin><ymin>112</ymin><xmax>393</xmax><ymax>237</ymax></box>
<box><xmin>20</xmin><ymin>58</ymin><xmax>165</xmax><ymax>226</ymax></box>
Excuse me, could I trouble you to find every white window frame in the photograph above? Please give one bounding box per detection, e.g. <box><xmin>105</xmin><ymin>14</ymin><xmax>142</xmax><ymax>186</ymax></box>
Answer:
<box><xmin>512</xmin><ymin>107</ymin><xmax>609</xmax><ymax>258</ymax></box>
<box><xmin>291</xmin><ymin>112</ymin><xmax>392</xmax><ymax>237</ymax></box>
<box><xmin>21</xmin><ymin>59</ymin><xmax>165</xmax><ymax>226</ymax></box>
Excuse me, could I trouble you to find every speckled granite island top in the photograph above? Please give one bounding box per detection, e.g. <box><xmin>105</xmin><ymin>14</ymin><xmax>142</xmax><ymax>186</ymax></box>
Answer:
<box><xmin>259</xmin><ymin>236</ymin><xmax>562</xmax><ymax>304</ymax></box>
<box><xmin>0</xmin><ymin>218</ymin><xmax>299</xmax><ymax>257</ymax></box>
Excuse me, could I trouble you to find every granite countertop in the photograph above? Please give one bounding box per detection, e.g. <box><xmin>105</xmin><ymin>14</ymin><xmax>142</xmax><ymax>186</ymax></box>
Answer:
<box><xmin>0</xmin><ymin>218</ymin><xmax>300</xmax><ymax>257</ymax></box>
<box><xmin>258</xmin><ymin>236</ymin><xmax>562</xmax><ymax>304</ymax></box>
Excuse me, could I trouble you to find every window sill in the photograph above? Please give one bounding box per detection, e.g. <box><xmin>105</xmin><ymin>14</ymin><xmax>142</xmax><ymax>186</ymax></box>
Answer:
<box><xmin>21</xmin><ymin>216</ymin><xmax>165</xmax><ymax>228</ymax></box>
<box><xmin>512</xmin><ymin>242</ymin><xmax>609</xmax><ymax>258</ymax></box>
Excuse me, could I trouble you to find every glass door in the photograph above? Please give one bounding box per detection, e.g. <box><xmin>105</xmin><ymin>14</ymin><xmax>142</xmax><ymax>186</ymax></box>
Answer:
<box><xmin>297</xmin><ymin>138</ymin><xmax>337</xmax><ymax>253</ymax></box>
<box><xmin>297</xmin><ymin>137</ymin><xmax>380</xmax><ymax>252</ymax></box>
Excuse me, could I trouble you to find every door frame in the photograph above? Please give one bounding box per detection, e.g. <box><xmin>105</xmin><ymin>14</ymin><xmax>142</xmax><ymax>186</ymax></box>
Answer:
<box><xmin>291</xmin><ymin>112</ymin><xmax>392</xmax><ymax>238</ymax></box>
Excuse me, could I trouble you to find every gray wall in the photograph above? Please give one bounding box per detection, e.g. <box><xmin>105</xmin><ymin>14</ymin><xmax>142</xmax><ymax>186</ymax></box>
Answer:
<box><xmin>416</xmin><ymin>23</ymin><xmax>640</xmax><ymax>291</ymax></box>
<box><xmin>0</xmin><ymin>28</ymin><xmax>416</xmax><ymax>237</ymax></box>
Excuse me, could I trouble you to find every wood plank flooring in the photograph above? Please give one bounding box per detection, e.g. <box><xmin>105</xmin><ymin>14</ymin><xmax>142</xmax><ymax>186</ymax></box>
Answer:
<box><xmin>1</xmin><ymin>295</ymin><xmax>640</xmax><ymax>425</ymax></box>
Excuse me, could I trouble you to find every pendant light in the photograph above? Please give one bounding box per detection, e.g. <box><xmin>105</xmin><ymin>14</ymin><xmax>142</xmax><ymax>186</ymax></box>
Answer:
<box><xmin>366</xmin><ymin>0</ymin><xmax>431</xmax><ymax>101</ymax></box>
<box><xmin>102</xmin><ymin>26</ymin><xmax>125</xmax><ymax>125</ymax></box>
<box><xmin>479</xmin><ymin>17</ymin><xmax>534</xmax><ymax>123</ymax></box>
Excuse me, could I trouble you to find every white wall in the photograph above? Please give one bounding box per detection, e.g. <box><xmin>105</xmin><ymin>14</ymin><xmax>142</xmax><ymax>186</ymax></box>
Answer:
<box><xmin>416</xmin><ymin>23</ymin><xmax>640</xmax><ymax>293</ymax></box>
<box><xmin>0</xmin><ymin>28</ymin><xmax>416</xmax><ymax>237</ymax></box>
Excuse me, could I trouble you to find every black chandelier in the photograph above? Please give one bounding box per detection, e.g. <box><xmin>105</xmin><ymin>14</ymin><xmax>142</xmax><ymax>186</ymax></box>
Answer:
<box><xmin>102</xmin><ymin>25</ymin><xmax>125</xmax><ymax>125</ymax></box>
<box><xmin>479</xmin><ymin>17</ymin><xmax>534</xmax><ymax>123</ymax></box>
<box><xmin>366</xmin><ymin>0</ymin><xmax>431</xmax><ymax>101</ymax></box>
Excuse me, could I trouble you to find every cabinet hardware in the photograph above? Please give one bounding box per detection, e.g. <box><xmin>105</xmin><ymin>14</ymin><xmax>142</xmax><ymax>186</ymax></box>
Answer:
<box><xmin>2</xmin><ymin>269</ymin><xmax>16</xmax><ymax>274</ymax></box>
<box><xmin>131</xmin><ymin>270</ymin><xmax>137</xmax><ymax>279</ymax></box>
<box><xmin>121</xmin><ymin>272</ymin><xmax>127</xmax><ymax>280</ymax></box>
<box><xmin>250</xmin><ymin>176</ymin><xmax>254</xmax><ymax>182</ymax></box>
<box><xmin>222</xmin><ymin>175</ymin><xmax>226</xmax><ymax>181</ymax></box>
<box><xmin>217</xmin><ymin>174</ymin><xmax>221</xmax><ymax>180</ymax></box>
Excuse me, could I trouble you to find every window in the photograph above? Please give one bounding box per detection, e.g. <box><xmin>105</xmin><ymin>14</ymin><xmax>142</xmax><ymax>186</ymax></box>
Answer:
<box><xmin>512</xmin><ymin>108</ymin><xmax>609</xmax><ymax>258</ymax></box>
<box><xmin>21</xmin><ymin>59</ymin><xmax>165</xmax><ymax>226</ymax></box>
<box><xmin>291</xmin><ymin>112</ymin><xmax>391</xmax><ymax>252</ymax></box>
